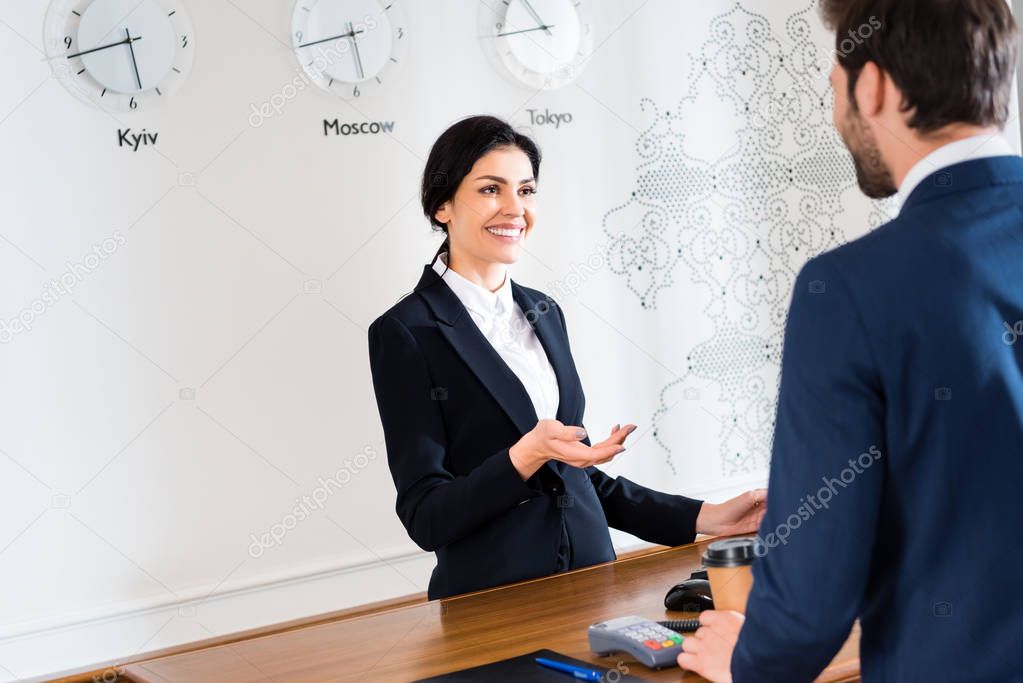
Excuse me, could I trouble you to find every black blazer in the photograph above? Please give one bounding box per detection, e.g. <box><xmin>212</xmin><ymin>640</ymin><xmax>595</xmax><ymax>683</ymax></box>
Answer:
<box><xmin>368</xmin><ymin>264</ymin><xmax>703</xmax><ymax>599</ymax></box>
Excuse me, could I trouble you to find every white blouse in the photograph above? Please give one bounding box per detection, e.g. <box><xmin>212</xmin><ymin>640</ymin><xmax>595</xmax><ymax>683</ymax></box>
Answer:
<box><xmin>432</xmin><ymin>253</ymin><xmax>561</xmax><ymax>421</ymax></box>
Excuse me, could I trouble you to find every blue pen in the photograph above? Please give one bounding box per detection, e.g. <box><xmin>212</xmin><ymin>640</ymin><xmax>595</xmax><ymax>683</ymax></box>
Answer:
<box><xmin>535</xmin><ymin>657</ymin><xmax>604</xmax><ymax>681</ymax></box>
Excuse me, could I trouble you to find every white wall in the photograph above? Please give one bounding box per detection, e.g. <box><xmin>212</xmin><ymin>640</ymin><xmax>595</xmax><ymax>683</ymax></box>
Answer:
<box><xmin>1</xmin><ymin>0</ymin><xmax>1016</xmax><ymax>680</ymax></box>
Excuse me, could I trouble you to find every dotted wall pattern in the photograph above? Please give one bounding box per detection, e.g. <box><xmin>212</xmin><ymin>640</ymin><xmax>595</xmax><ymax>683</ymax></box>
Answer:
<box><xmin>602</xmin><ymin>2</ymin><xmax>896</xmax><ymax>476</ymax></box>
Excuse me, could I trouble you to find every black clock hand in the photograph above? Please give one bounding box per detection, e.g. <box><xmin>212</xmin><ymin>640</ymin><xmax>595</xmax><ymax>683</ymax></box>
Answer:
<box><xmin>347</xmin><ymin>21</ymin><xmax>365</xmax><ymax>80</ymax></box>
<box><xmin>66</xmin><ymin>33</ymin><xmax>141</xmax><ymax>60</ymax></box>
<box><xmin>497</xmin><ymin>23</ymin><xmax>555</xmax><ymax>37</ymax></box>
<box><xmin>297</xmin><ymin>28</ymin><xmax>364</xmax><ymax>49</ymax></box>
<box><xmin>125</xmin><ymin>27</ymin><xmax>142</xmax><ymax>90</ymax></box>
<box><xmin>520</xmin><ymin>0</ymin><xmax>552</xmax><ymax>36</ymax></box>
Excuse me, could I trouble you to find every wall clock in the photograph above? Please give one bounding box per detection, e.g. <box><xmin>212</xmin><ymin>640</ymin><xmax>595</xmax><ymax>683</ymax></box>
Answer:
<box><xmin>44</xmin><ymin>0</ymin><xmax>195</xmax><ymax>112</ymax></box>
<box><xmin>291</xmin><ymin>0</ymin><xmax>408</xmax><ymax>99</ymax></box>
<box><xmin>478</xmin><ymin>0</ymin><xmax>595</xmax><ymax>90</ymax></box>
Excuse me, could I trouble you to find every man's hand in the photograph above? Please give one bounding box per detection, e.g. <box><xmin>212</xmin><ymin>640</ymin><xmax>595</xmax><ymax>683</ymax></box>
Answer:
<box><xmin>677</xmin><ymin>610</ymin><xmax>745</xmax><ymax>683</ymax></box>
<box><xmin>695</xmin><ymin>488</ymin><xmax>767</xmax><ymax>536</ymax></box>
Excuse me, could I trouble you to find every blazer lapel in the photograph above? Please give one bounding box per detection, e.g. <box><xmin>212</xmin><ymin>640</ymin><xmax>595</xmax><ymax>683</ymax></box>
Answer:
<box><xmin>414</xmin><ymin>266</ymin><xmax>539</xmax><ymax>436</ymax></box>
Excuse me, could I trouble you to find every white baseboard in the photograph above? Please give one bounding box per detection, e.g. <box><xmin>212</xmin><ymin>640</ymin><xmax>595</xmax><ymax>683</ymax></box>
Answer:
<box><xmin>0</xmin><ymin>549</ymin><xmax>436</xmax><ymax>682</ymax></box>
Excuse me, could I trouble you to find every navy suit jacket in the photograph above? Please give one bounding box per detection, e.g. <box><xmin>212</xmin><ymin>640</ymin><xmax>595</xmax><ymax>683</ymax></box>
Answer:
<box><xmin>733</xmin><ymin>156</ymin><xmax>1023</xmax><ymax>681</ymax></box>
<box><xmin>368</xmin><ymin>266</ymin><xmax>703</xmax><ymax>599</ymax></box>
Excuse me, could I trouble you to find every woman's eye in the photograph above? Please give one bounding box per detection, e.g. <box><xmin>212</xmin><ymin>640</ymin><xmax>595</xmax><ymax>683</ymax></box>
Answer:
<box><xmin>481</xmin><ymin>186</ymin><xmax>497</xmax><ymax>194</ymax></box>
<box><xmin>521</xmin><ymin>187</ymin><xmax>537</xmax><ymax>195</ymax></box>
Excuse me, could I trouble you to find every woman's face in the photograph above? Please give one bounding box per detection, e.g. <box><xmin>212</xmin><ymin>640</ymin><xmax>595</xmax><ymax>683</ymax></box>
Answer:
<box><xmin>434</xmin><ymin>145</ymin><xmax>537</xmax><ymax>267</ymax></box>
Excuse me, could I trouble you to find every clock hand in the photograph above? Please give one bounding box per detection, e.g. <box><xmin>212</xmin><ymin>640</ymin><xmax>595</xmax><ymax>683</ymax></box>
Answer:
<box><xmin>520</xmin><ymin>0</ymin><xmax>553</xmax><ymax>36</ymax></box>
<box><xmin>347</xmin><ymin>21</ymin><xmax>365</xmax><ymax>80</ymax></box>
<box><xmin>297</xmin><ymin>28</ymin><xmax>364</xmax><ymax>49</ymax></box>
<box><xmin>66</xmin><ymin>33</ymin><xmax>142</xmax><ymax>60</ymax></box>
<box><xmin>125</xmin><ymin>27</ymin><xmax>142</xmax><ymax>90</ymax></box>
<box><xmin>497</xmin><ymin>24</ymin><xmax>555</xmax><ymax>37</ymax></box>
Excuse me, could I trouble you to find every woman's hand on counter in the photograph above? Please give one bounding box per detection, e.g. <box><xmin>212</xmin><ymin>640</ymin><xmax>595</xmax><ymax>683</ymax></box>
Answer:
<box><xmin>695</xmin><ymin>488</ymin><xmax>768</xmax><ymax>536</ymax></box>
<box><xmin>508</xmin><ymin>420</ymin><xmax>635</xmax><ymax>480</ymax></box>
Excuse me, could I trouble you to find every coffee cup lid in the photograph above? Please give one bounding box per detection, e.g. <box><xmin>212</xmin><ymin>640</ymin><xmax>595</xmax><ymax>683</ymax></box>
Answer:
<box><xmin>701</xmin><ymin>537</ymin><xmax>759</xmax><ymax>567</ymax></box>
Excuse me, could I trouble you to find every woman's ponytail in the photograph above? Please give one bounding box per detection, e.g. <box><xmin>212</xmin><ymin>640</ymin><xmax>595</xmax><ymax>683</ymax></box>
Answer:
<box><xmin>431</xmin><ymin>232</ymin><xmax>449</xmax><ymax>265</ymax></box>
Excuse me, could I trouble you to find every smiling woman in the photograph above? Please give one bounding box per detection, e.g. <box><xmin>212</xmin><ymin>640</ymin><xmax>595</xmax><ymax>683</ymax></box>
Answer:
<box><xmin>366</xmin><ymin>115</ymin><xmax>767</xmax><ymax>600</ymax></box>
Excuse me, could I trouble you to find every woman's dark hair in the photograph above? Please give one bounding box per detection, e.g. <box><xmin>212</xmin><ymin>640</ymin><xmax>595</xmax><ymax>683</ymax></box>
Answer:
<box><xmin>421</xmin><ymin>115</ymin><xmax>542</xmax><ymax>264</ymax></box>
<box><xmin>819</xmin><ymin>0</ymin><xmax>1019</xmax><ymax>134</ymax></box>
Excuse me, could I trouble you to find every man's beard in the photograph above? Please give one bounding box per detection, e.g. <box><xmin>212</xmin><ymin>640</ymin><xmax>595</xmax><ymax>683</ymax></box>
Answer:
<box><xmin>841</xmin><ymin>107</ymin><xmax>897</xmax><ymax>199</ymax></box>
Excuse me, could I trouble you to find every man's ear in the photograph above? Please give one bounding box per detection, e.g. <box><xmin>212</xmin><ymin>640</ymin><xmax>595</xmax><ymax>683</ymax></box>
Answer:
<box><xmin>853</xmin><ymin>61</ymin><xmax>885</xmax><ymax>118</ymax></box>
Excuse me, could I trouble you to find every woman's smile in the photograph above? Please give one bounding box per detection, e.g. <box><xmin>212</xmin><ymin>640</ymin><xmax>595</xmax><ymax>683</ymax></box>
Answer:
<box><xmin>485</xmin><ymin>223</ymin><xmax>526</xmax><ymax>242</ymax></box>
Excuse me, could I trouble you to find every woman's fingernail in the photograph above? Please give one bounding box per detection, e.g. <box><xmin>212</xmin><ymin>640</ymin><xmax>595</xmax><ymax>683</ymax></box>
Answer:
<box><xmin>575</xmin><ymin>428</ymin><xmax>587</xmax><ymax>439</ymax></box>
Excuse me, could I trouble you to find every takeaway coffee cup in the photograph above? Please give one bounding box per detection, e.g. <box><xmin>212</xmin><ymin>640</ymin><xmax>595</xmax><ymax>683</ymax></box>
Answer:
<box><xmin>702</xmin><ymin>537</ymin><xmax>759</xmax><ymax>613</ymax></box>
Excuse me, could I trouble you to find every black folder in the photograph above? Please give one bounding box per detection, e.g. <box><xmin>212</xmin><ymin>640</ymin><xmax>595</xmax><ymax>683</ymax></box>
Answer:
<box><xmin>413</xmin><ymin>648</ymin><xmax>651</xmax><ymax>682</ymax></box>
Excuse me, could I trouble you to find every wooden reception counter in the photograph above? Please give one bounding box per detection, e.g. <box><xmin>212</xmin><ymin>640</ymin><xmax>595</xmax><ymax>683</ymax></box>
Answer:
<box><xmin>119</xmin><ymin>539</ymin><xmax>859</xmax><ymax>682</ymax></box>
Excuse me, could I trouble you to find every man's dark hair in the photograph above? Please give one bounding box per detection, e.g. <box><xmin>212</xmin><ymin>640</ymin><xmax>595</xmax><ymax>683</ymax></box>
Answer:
<box><xmin>820</xmin><ymin>0</ymin><xmax>1019</xmax><ymax>133</ymax></box>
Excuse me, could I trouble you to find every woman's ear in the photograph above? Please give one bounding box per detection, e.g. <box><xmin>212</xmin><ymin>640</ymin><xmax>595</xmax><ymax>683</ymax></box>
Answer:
<box><xmin>434</xmin><ymin>200</ymin><xmax>451</xmax><ymax>226</ymax></box>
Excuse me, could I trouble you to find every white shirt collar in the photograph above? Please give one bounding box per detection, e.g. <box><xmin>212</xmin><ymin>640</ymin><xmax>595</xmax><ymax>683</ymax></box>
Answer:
<box><xmin>896</xmin><ymin>133</ymin><xmax>1015</xmax><ymax>208</ymax></box>
<box><xmin>432</xmin><ymin>252</ymin><xmax>514</xmax><ymax>320</ymax></box>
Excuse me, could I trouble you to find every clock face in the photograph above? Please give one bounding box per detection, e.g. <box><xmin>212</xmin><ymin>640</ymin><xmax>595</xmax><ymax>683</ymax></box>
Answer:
<box><xmin>292</xmin><ymin>0</ymin><xmax>408</xmax><ymax>99</ymax></box>
<box><xmin>479</xmin><ymin>0</ymin><xmax>594</xmax><ymax>90</ymax></box>
<box><xmin>44</xmin><ymin>0</ymin><xmax>194</xmax><ymax>112</ymax></box>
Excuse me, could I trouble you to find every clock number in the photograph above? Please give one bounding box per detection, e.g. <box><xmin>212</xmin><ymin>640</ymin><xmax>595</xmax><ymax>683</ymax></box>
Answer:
<box><xmin>129</xmin><ymin>96</ymin><xmax>138</xmax><ymax>109</ymax></box>
<box><xmin>353</xmin><ymin>85</ymin><xmax>360</xmax><ymax>98</ymax></box>
<box><xmin>64</xmin><ymin>35</ymin><xmax>72</xmax><ymax>49</ymax></box>
<box><xmin>181</xmin><ymin>34</ymin><xmax>188</xmax><ymax>48</ymax></box>
<box><xmin>397</xmin><ymin>27</ymin><xmax>404</xmax><ymax>39</ymax></box>
<box><xmin>295</xmin><ymin>30</ymin><xmax>303</xmax><ymax>42</ymax></box>
<box><xmin>496</xmin><ymin>22</ymin><xmax>503</xmax><ymax>32</ymax></box>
